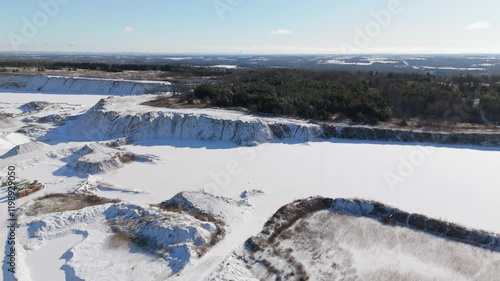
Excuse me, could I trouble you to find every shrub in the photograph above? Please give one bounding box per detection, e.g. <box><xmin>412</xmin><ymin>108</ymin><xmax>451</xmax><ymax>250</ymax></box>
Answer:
<box><xmin>193</xmin><ymin>84</ymin><xmax>214</xmax><ymax>100</ymax></box>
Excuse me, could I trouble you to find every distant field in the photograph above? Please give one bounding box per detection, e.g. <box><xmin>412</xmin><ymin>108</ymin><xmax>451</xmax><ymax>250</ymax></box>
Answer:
<box><xmin>1</xmin><ymin>53</ymin><xmax>500</xmax><ymax>75</ymax></box>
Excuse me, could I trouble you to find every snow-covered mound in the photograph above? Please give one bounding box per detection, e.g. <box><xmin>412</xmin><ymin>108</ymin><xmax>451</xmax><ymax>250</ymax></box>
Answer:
<box><xmin>0</xmin><ymin>132</ymin><xmax>31</xmax><ymax>155</ymax></box>
<box><xmin>74</xmin><ymin>177</ymin><xmax>100</xmax><ymax>195</ymax></box>
<box><xmin>17</xmin><ymin>197</ymin><xmax>224</xmax><ymax>281</ymax></box>
<box><xmin>240</xmin><ymin>189</ymin><xmax>266</xmax><ymax>199</ymax></box>
<box><xmin>68</xmin><ymin>95</ymin><xmax>500</xmax><ymax>146</ymax></box>
<box><xmin>19</xmin><ymin>101</ymin><xmax>52</xmax><ymax>112</ymax></box>
<box><xmin>161</xmin><ymin>191</ymin><xmax>252</xmax><ymax>221</ymax></box>
<box><xmin>18</xmin><ymin>102</ymin><xmax>67</xmax><ymax>122</ymax></box>
<box><xmin>0</xmin><ymin>74</ymin><xmax>171</xmax><ymax>95</ymax></box>
<box><xmin>0</xmin><ymin>144</ymin><xmax>87</xmax><ymax>174</ymax></box>
<box><xmin>105</xmin><ymin>203</ymin><xmax>220</xmax><ymax>266</ymax></box>
<box><xmin>0</xmin><ymin>141</ymin><xmax>154</xmax><ymax>177</ymax></box>
<box><xmin>103</xmin><ymin>136</ymin><xmax>132</xmax><ymax>148</ymax></box>
<box><xmin>74</xmin><ymin>177</ymin><xmax>142</xmax><ymax>196</ymax></box>
<box><xmin>0</xmin><ymin>116</ymin><xmax>24</xmax><ymax>130</ymax></box>
<box><xmin>234</xmin><ymin>197</ymin><xmax>500</xmax><ymax>281</ymax></box>
<box><xmin>0</xmin><ymin>141</ymin><xmax>49</xmax><ymax>158</ymax></box>
<box><xmin>37</xmin><ymin>114</ymin><xmax>67</xmax><ymax>124</ymax></box>
<box><xmin>67</xmin><ymin>143</ymin><xmax>157</xmax><ymax>174</ymax></box>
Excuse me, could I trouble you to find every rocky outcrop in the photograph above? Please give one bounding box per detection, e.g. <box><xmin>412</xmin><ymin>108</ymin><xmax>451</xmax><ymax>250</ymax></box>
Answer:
<box><xmin>0</xmin><ymin>74</ymin><xmax>171</xmax><ymax>95</ymax></box>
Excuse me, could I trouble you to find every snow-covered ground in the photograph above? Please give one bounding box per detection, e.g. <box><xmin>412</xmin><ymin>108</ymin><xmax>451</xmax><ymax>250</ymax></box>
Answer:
<box><xmin>25</xmin><ymin>234</ymin><xmax>84</xmax><ymax>281</ymax></box>
<box><xmin>99</xmin><ymin>139</ymin><xmax>500</xmax><ymax>233</ymax></box>
<box><xmin>239</xmin><ymin>208</ymin><xmax>500</xmax><ymax>281</ymax></box>
<box><xmin>1</xmin><ymin>88</ymin><xmax>500</xmax><ymax>281</ymax></box>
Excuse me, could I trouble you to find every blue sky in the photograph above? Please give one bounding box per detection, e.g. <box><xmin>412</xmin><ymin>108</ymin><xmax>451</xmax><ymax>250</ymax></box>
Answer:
<box><xmin>0</xmin><ymin>0</ymin><xmax>498</xmax><ymax>54</ymax></box>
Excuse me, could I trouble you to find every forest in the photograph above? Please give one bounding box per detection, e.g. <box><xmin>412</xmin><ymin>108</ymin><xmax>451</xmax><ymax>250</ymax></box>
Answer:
<box><xmin>0</xmin><ymin>60</ymin><xmax>233</xmax><ymax>76</ymax></box>
<box><xmin>192</xmin><ymin>69</ymin><xmax>500</xmax><ymax>124</ymax></box>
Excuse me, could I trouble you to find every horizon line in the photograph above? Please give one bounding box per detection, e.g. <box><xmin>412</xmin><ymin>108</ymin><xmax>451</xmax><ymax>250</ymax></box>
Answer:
<box><xmin>1</xmin><ymin>51</ymin><xmax>500</xmax><ymax>57</ymax></box>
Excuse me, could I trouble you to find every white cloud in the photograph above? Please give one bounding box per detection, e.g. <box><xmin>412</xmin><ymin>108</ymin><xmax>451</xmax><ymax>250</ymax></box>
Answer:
<box><xmin>467</xmin><ymin>21</ymin><xmax>490</xmax><ymax>30</ymax></box>
<box><xmin>271</xmin><ymin>29</ymin><xmax>292</xmax><ymax>35</ymax></box>
<box><xmin>124</xmin><ymin>26</ymin><xmax>134</xmax><ymax>33</ymax></box>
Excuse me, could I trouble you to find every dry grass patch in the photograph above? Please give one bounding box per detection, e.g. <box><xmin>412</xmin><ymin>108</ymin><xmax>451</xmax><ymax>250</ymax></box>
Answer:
<box><xmin>118</xmin><ymin>153</ymin><xmax>135</xmax><ymax>164</ymax></box>
<box><xmin>108</xmin><ymin>231</ymin><xmax>132</xmax><ymax>248</ymax></box>
<box><xmin>24</xmin><ymin>193</ymin><xmax>120</xmax><ymax>216</ymax></box>
<box><xmin>141</xmin><ymin>96</ymin><xmax>208</xmax><ymax>109</ymax></box>
<box><xmin>158</xmin><ymin>204</ymin><xmax>227</xmax><ymax>250</ymax></box>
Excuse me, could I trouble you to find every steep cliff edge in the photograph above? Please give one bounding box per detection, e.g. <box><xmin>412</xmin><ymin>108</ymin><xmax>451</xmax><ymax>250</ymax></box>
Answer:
<box><xmin>68</xmin><ymin>95</ymin><xmax>500</xmax><ymax>147</ymax></box>
<box><xmin>0</xmin><ymin>74</ymin><xmax>171</xmax><ymax>95</ymax></box>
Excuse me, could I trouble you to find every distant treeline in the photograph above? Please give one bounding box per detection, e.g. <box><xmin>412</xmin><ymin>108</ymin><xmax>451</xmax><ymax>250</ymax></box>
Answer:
<box><xmin>193</xmin><ymin>69</ymin><xmax>500</xmax><ymax>124</ymax></box>
<box><xmin>0</xmin><ymin>60</ymin><xmax>233</xmax><ymax>76</ymax></box>
<box><xmin>3</xmin><ymin>58</ymin><xmax>500</xmax><ymax>124</ymax></box>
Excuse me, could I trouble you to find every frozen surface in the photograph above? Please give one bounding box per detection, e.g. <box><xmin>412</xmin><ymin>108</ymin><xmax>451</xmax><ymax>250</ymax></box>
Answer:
<box><xmin>25</xmin><ymin>234</ymin><xmax>84</xmax><ymax>281</ymax></box>
<box><xmin>96</xmin><ymin>140</ymin><xmax>500</xmax><ymax>234</ymax></box>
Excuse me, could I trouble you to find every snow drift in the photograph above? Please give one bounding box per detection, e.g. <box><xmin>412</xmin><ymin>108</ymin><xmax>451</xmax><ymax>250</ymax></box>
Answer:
<box><xmin>0</xmin><ymin>74</ymin><xmax>171</xmax><ymax>95</ymax></box>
